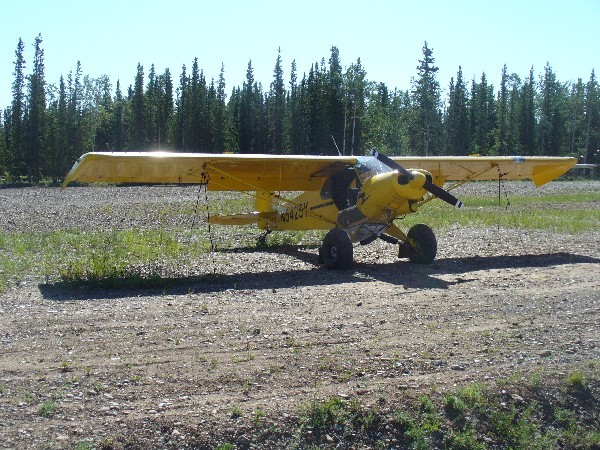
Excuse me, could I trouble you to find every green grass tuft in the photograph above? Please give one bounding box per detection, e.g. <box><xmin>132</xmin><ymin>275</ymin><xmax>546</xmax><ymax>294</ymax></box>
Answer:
<box><xmin>38</xmin><ymin>400</ymin><xmax>56</xmax><ymax>418</ymax></box>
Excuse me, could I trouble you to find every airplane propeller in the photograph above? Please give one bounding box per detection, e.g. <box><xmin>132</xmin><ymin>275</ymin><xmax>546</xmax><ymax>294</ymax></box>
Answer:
<box><xmin>371</xmin><ymin>151</ymin><xmax>463</xmax><ymax>208</ymax></box>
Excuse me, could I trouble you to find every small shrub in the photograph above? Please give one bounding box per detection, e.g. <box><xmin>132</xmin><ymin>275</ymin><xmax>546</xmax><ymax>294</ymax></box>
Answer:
<box><xmin>554</xmin><ymin>407</ymin><xmax>576</xmax><ymax>429</ymax></box>
<box><xmin>253</xmin><ymin>407</ymin><xmax>266</xmax><ymax>423</ymax></box>
<box><xmin>443</xmin><ymin>394</ymin><xmax>467</xmax><ymax>418</ymax></box>
<box><xmin>456</xmin><ymin>383</ymin><xmax>486</xmax><ymax>409</ymax></box>
<box><xmin>38</xmin><ymin>400</ymin><xmax>56</xmax><ymax>418</ymax></box>
<box><xmin>565</xmin><ymin>371</ymin><xmax>585</xmax><ymax>390</ymax></box>
<box><xmin>215</xmin><ymin>444</ymin><xmax>234</xmax><ymax>450</ymax></box>
<box><xmin>301</xmin><ymin>397</ymin><xmax>345</xmax><ymax>436</ymax></box>
<box><xmin>74</xmin><ymin>442</ymin><xmax>93</xmax><ymax>450</ymax></box>
<box><xmin>418</xmin><ymin>395</ymin><xmax>434</xmax><ymax>414</ymax></box>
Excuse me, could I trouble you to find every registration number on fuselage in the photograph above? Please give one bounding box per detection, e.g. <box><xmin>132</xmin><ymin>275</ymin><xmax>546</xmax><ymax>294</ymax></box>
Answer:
<box><xmin>279</xmin><ymin>202</ymin><xmax>309</xmax><ymax>223</ymax></box>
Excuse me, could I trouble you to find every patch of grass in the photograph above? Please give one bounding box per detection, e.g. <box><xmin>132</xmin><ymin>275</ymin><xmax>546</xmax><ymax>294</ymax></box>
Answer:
<box><xmin>294</xmin><ymin>367</ymin><xmax>599</xmax><ymax>449</ymax></box>
<box><xmin>0</xmin><ymin>228</ymin><xmax>212</xmax><ymax>290</ymax></box>
<box><xmin>215</xmin><ymin>444</ymin><xmax>234</xmax><ymax>450</ymax></box>
<box><xmin>129</xmin><ymin>374</ymin><xmax>142</xmax><ymax>383</ymax></box>
<box><xmin>300</xmin><ymin>396</ymin><xmax>386</xmax><ymax>443</ymax></box>
<box><xmin>231</xmin><ymin>352</ymin><xmax>255</xmax><ymax>364</ymax></box>
<box><xmin>301</xmin><ymin>397</ymin><xmax>346</xmax><ymax>437</ymax></box>
<box><xmin>38</xmin><ymin>400</ymin><xmax>56</xmax><ymax>418</ymax></box>
<box><xmin>401</xmin><ymin>192</ymin><xmax>600</xmax><ymax>233</ymax></box>
<box><xmin>252</xmin><ymin>407</ymin><xmax>266</xmax><ymax>423</ymax></box>
<box><xmin>443</xmin><ymin>393</ymin><xmax>467</xmax><ymax>418</ymax></box>
<box><xmin>566</xmin><ymin>370</ymin><xmax>585</xmax><ymax>389</ymax></box>
<box><xmin>231</xmin><ymin>406</ymin><xmax>243</xmax><ymax>418</ymax></box>
<box><xmin>74</xmin><ymin>442</ymin><xmax>93</xmax><ymax>450</ymax></box>
<box><xmin>528</xmin><ymin>371</ymin><xmax>543</xmax><ymax>389</ymax></box>
<box><xmin>97</xmin><ymin>438</ymin><xmax>115</xmax><ymax>449</ymax></box>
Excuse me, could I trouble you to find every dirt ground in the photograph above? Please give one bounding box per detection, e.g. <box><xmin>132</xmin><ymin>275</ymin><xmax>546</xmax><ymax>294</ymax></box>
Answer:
<box><xmin>0</xmin><ymin>182</ymin><xmax>599</xmax><ymax>449</ymax></box>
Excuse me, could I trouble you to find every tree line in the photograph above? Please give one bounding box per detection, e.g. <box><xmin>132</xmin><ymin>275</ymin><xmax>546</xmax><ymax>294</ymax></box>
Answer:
<box><xmin>1</xmin><ymin>35</ymin><xmax>599</xmax><ymax>184</ymax></box>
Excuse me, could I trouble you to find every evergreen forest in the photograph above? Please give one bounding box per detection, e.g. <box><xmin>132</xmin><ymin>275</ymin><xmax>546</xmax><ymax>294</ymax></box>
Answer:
<box><xmin>1</xmin><ymin>35</ymin><xmax>599</xmax><ymax>185</ymax></box>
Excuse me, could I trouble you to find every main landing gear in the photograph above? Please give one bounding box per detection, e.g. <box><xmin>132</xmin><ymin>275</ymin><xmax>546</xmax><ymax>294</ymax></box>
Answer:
<box><xmin>319</xmin><ymin>228</ymin><xmax>354</xmax><ymax>270</ymax></box>
<box><xmin>318</xmin><ymin>224</ymin><xmax>437</xmax><ymax>269</ymax></box>
<box><xmin>398</xmin><ymin>223</ymin><xmax>437</xmax><ymax>264</ymax></box>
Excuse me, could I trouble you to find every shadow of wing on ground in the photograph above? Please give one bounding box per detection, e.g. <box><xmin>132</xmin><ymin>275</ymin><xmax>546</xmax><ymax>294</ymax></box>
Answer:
<box><xmin>38</xmin><ymin>251</ymin><xmax>598</xmax><ymax>301</ymax></box>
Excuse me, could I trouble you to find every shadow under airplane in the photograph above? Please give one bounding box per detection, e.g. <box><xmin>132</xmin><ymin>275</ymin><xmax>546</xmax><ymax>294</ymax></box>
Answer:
<box><xmin>38</xmin><ymin>247</ymin><xmax>599</xmax><ymax>302</ymax></box>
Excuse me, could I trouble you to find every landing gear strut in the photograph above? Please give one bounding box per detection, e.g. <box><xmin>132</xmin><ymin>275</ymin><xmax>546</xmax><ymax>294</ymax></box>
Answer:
<box><xmin>257</xmin><ymin>229</ymin><xmax>272</xmax><ymax>246</ymax></box>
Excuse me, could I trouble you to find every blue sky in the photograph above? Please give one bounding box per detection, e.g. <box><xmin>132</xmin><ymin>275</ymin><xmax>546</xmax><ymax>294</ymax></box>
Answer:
<box><xmin>1</xmin><ymin>0</ymin><xmax>598</xmax><ymax>108</ymax></box>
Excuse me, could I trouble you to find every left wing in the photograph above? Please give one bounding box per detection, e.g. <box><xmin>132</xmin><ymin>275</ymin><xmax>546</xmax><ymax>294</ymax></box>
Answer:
<box><xmin>62</xmin><ymin>152</ymin><xmax>357</xmax><ymax>191</ymax></box>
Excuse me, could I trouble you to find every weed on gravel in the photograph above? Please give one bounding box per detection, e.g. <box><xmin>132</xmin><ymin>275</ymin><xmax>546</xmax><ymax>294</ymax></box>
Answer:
<box><xmin>97</xmin><ymin>365</ymin><xmax>598</xmax><ymax>449</ymax></box>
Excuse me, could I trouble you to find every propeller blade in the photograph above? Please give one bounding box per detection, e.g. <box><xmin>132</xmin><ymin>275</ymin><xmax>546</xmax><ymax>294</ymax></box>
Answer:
<box><xmin>371</xmin><ymin>150</ymin><xmax>414</xmax><ymax>181</ymax></box>
<box><xmin>423</xmin><ymin>180</ymin><xmax>463</xmax><ymax>208</ymax></box>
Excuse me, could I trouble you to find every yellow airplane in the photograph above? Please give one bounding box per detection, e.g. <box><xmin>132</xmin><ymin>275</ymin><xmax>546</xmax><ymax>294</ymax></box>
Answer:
<box><xmin>62</xmin><ymin>151</ymin><xmax>576</xmax><ymax>269</ymax></box>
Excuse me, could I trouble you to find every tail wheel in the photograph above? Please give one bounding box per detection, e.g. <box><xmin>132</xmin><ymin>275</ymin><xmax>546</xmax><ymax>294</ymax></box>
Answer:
<box><xmin>321</xmin><ymin>228</ymin><xmax>353</xmax><ymax>269</ymax></box>
<box><xmin>406</xmin><ymin>224</ymin><xmax>437</xmax><ymax>264</ymax></box>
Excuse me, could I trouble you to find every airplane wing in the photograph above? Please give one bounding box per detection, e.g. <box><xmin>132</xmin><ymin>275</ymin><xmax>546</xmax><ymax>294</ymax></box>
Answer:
<box><xmin>62</xmin><ymin>152</ymin><xmax>576</xmax><ymax>191</ymax></box>
<box><xmin>391</xmin><ymin>156</ymin><xmax>577</xmax><ymax>187</ymax></box>
<box><xmin>61</xmin><ymin>152</ymin><xmax>357</xmax><ymax>191</ymax></box>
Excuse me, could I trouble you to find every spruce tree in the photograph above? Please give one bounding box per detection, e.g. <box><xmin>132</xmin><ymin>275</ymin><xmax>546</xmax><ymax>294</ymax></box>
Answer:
<box><xmin>446</xmin><ymin>66</ymin><xmax>469</xmax><ymax>154</ymax></box>
<box><xmin>343</xmin><ymin>58</ymin><xmax>367</xmax><ymax>155</ymax></box>
<box><xmin>284</xmin><ymin>59</ymin><xmax>306</xmax><ymax>153</ymax></box>
<box><xmin>496</xmin><ymin>65</ymin><xmax>508</xmax><ymax>155</ymax></box>
<box><xmin>10</xmin><ymin>38</ymin><xmax>26</xmax><ymax>179</ymax></box>
<box><xmin>519</xmin><ymin>67</ymin><xmax>536</xmax><ymax>154</ymax></box>
<box><xmin>65</xmin><ymin>62</ymin><xmax>84</xmax><ymax>168</ymax></box>
<box><xmin>189</xmin><ymin>58</ymin><xmax>208</xmax><ymax>151</ymax></box>
<box><xmin>175</xmin><ymin>64</ymin><xmax>189</xmax><ymax>150</ymax></box>
<box><xmin>132</xmin><ymin>63</ymin><xmax>145</xmax><ymax>149</ymax></box>
<box><xmin>84</xmin><ymin>75</ymin><xmax>113</xmax><ymax>154</ymax></box>
<box><xmin>159</xmin><ymin>68</ymin><xmax>174</xmax><ymax>148</ymax></box>
<box><xmin>327</xmin><ymin>46</ymin><xmax>344</xmax><ymax>154</ymax></box>
<box><xmin>26</xmin><ymin>34</ymin><xmax>46</xmax><ymax>183</ymax></box>
<box><xmin>268</xmin><ymin>48</ymin><xmax>285</xmax><ymax>153</ymax></box>
<box><xmin>387</xmin><ymin>89</ymin><xmax>411</xmax><ymax>154</ymax></box>
<box><xmin>55</xmin><ymin>76</ymin><xmax>68</xmax><ymax>177</ymax></box>
<box><xmin>227</xmin><ymin>86</ymin><xmax>241</xmax><ymax>151</ymax></box>
<box><xmin>410</xmin><ymin>42</ymin><xmax>442</xmax><ymax>155</ymax></box>
<box><xmin>566</xmin><ymin>79</ymin><xmax>586</xmax><ymax>157</ymax></box>
<box><xmin>506</xmin><ymin>73</ymin><xmax>521</xmax><ymax>154</ymax></box>
<box><xmin>0</xmin><ymin>113</ymin><xmax>6</xmax><ymax>176</ymax></box>
<box><xmin>146</xmin><ymin>64</ymin><xmax>159</xmax><ymax>147</ymax></box>
<box><xmin>306</xmin><ymin>62</ymin><xmax>327</xmax><ymax>154</ymax></box>
<box><xmin>214</xmin><ymin>63</ymin><xmax>233</xmax><ymax>152</ymax></box>
<box><xmin>111</xmin><ymin>80</ymin><xmax>127</xmax><ymax>150</ymax></box>
<box><xmin>584</xmin><ymin>70</ymin><xmax>600</xmax><ymax>163</ymax></box>
<box><xmin>239</xmin><ymin>60</ymin><xmax>256</xmax><ymax>153</ymax></box>
<box><xmin>539</xmin><ymin>63</ymin><xmax>566</xmax><ymax>155</ymax></box>
<box><xmin>470</xmin><ymin>73</ymin><xmax>496</xmax><ymax>153</ymax></box>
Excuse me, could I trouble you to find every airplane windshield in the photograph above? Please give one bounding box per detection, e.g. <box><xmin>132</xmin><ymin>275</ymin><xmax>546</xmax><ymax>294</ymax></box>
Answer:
<box><xmin>354</xmin><ymin>156</ymin><xmax>394</xmax><ymax>183</ymax></box>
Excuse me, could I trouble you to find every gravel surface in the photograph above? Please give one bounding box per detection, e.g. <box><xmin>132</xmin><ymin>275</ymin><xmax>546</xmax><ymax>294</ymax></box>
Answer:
<box><xmin>0</xmin><ymin>181</ymin><xmax>599</xmax><ymax>449</ymax></box>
